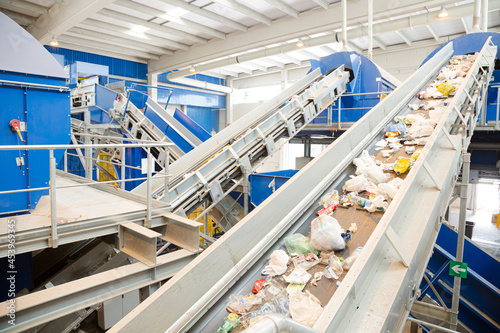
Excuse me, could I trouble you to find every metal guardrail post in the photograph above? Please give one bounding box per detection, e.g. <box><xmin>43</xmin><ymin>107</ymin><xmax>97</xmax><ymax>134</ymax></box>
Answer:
<box><xmin>146</xmin><ymin>148</ymin><xmax>153</xmax><ymax>228</ymax></box>
<box><xmin>49</xmin><ymin>150</ymin><xmax>59</xmax><ymax>248</ymax></box>
<box><xmin>243</xmin><ymin>166</ymin><xmax>249</xmax><ymax>216</ymax></box>
<box><xmin>121</xmin><ymin>147</ymin><xmax>126</xmax><ymax>190</ymax></box>
<box><xmin>338</xmin><ymin>96</ymin><xmax>342</xmax><ymax>130</ymax></box>
<box><xmin>164</xmin><ymin>152</ymin><xmax>169</xmax><ymax>203</ymax></box>
<box><xmin>496</xmin><ymin>87</ymin><xmax>500</xmax><ymax>130</ymax></box>
<box><xmin>63</xmin><ymin>151</ymin><xmax>67</xmax><ymax>172</ymax></box>
<box><xmin>449</xmin><ymin>152</ymin><xmax>471</xmax><ymax>330</ymax></box>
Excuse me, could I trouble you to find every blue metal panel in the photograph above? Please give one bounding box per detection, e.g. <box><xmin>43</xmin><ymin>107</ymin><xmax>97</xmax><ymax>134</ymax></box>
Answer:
<box><xmin>90</xmin><ymin>84</ymin><xmax>118</xmax><ymax>124</ymax></box>
<box><xmin>26</xmin><ymin>88</ymin><xmax>71</xmax><ymax>209</ymax></box>
<box><xmin>308</xmin><ymin>52</ymin><xmax>388</xmax><ymax>125</ymax></box>
<box><xmin>45</xmin><ymin>46</ymin><xmax>148</xmax><ymax>80</ymax></box>
<box><xmin>173</xmin><ymin>108</ymin><xmax>211</xmax><ymax>142</ymax></box>
<box><xmin>249</xmin><ymin>170</ymin><xmax>299</xmax><ymax>206</ymax></box>
<box><xmin>0</xmin><ymin>85</ymin><xmax>29</xmax><ymax>213</ymax></box>
<box><xmin>0</xmin><ymin>77</ymin><xmax>70</xmax><ymax>214</ymax></box>
<box><xmin>143</xmin><ymin>105</ymin><xmax>194</xmax><ymax>153</ymax></box>
<box><xmin>186</xmin><ymin>106</ymin><xmax>219</xmax><ymax>133</ymax></box>
<box><xmin>419</xmin><ymin>225</ymin><xmax>500</xmax><ymax>332</ymax></box>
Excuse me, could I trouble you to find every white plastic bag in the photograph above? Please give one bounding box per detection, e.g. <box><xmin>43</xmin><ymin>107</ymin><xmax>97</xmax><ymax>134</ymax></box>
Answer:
<box><xmin>284</xmin><ymin>267</ymin><xmax>312</xmax><ymax>284</ymax></box>
<box><xmin>343</xmin><ymin>174</ymin><xmax>368</xmax><ymax>192</ymax></box>
<box><xmin>310</xmin><ymin>215</ymin><xmax>345</xmax><ymax>251</ymax></box>
<box><xmin>365</xmin><ymin>195</ymin><xmax>389</xmax><ymax>213</ymax></box>
<box><xmin>262</xmin><ymin>250</ymin><xmax>289</xmax><ymax>276</ymax></box>
<box><xmin>289</xmin><ymin>291</ymin><xmax>323</xmax><ymax>327</ymax></box>
<box><xmin>353</xmin><ymin>150</ymin><xmax>387</xmax><ymax>184</ymax></box>
<box><xmin>378</xmin><ymin>177</ymin><xmax>404</xmax><ymax>199</ymax></box>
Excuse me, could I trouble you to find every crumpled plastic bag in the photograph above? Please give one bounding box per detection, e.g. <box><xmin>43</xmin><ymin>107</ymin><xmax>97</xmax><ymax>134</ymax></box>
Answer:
<box><xmin>365</xmin><ymin>195</ymin><xmax>389</xmax><ymax>213</ymax></box>
<box><xmin>377</xmin><ymin>177</ymin><xmax>404</xmax><ymax>199</ymax></box>
<box><xmin>289</xmin><ymin>291</ymin><xmax>323</xmax><ymax>327</ymax></box>
<box><xmin>408</xmin><ymin>120</ymin><xmax>435</xmax><ymax>138</ymax></box>
<box><xmin>321</xmin><ymin>190</ymin><xmax>339</xmax><ymax>208</ymax></box>
<box><xmin>284</xmin><ymin>267</ymin><xmax>312</xmax><ymax>284</ymax></box>
<box><xmin>343</xmin><ymin>174</ymin><xmax>368</xmax><ymax>192</ymax></box>
<box><xmin>353</xmin><ymin>150</ymin><xmax>388</xmax><ymax>184</ymax></box>
<box><xmin>227</xmin><ymin>293</ymin><xmax>263</xmax><ymax>314</ymax></box>
<box><xmin>262</xmin><ymin>250</ymin><xmax>290</xmax><ymax>276</ymax></box>
<box><xmin>310</xmin><ymin>215</ymin><xmax>345</xmax><ymax>251</ymax></box>
<box><xmin>284</xmin><ymin>234</ymin><xmax>317</xmax><ymax>257</ymax></box>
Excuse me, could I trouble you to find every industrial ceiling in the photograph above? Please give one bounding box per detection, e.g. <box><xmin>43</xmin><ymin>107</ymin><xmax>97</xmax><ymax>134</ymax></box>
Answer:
<box><xmin>1</xmin><ymin>0</ymin><xmax>499</xmax><ymax>79</ymax></box>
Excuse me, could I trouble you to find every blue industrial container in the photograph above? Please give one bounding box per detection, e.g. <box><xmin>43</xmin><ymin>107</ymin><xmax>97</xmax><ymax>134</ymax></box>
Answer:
<box><xmin>249</xmin><ymin>170</ymin><xmax>299</xmax><ymax>206</ymax></box>
<box><xmin>0</xmin><ymin>12</ymin><xmax>70</xmax><ymax>215</ymax></box>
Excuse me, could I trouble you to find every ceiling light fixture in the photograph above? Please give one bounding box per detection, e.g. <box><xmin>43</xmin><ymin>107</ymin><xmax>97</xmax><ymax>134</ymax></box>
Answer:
<box><xmin>296</xmin><ymin>38</ymin><xmax>304</xmax><ymax>47</ymax></box>
<box><xmin>190</xmin><ymin>65</ymin><xmax>196</xmax><ymax>73</ymax></box>
<box><xmin>49</xmin><ymin>36</ymin><xmax>59</xmax><ymax>47</ymax></box>
<box><xmin>438</xmin><ymin>6</ymin><xmax>448</xmax><ymax>18</ymax></box>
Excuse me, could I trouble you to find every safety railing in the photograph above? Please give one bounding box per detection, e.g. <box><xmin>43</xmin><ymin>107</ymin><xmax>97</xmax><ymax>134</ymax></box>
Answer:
<box><xmin>305</xmin><ymin>90</ymin><xmax>391</xmax><ymax>130</ymax></box>
<box><xmin>0</xmin><ymin>141</ymin><xmax>173</xmax><ymax>248</ymax></box>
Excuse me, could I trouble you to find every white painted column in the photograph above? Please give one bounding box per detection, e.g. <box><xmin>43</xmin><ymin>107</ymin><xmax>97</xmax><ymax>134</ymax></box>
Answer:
<box><xmin>481</xmin><ymin>0</ymin><xmax>488</xmax><ymax>31</ymax></box>
<box><xmin>368</xmin><ymin>0</ymin><xmax>373</xmax><ymax>60</ymax></box>
<box><xmin>226</xmin><ymin>79</ymin><xmax>234</xmax><ymax>126</ymax></box>
<box><xmin>280</xmin><ymin>68</ymin><xmax>288</xmax><ymax>91</ymax></box>
<box><xmin>147</xmin><ymin>73</ymin><xmax>158</xmax><ymax>102</ymax></box>
<box><xmin>471</xmin><ymin>0</ymin><xmax>481</xmax><ymax>32</ymax></box>
<box><xmin>341</xmin><ymin>0</ymin><xmax>348</xmax><ymax>50</ymax></box>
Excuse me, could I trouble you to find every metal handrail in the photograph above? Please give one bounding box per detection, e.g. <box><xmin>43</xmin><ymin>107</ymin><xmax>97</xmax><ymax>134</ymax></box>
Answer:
<box><xmin>0</xmin><ymin>142</ymin><xmax>171</xmax><ymax>248</ymax></box>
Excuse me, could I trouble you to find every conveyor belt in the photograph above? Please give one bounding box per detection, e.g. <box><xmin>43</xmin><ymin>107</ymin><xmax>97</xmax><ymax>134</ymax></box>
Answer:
<box><xmin>109</xmin><ymin>39</ymin><xmax>497</xmax><ymax>332</ymax></box>
<box><xmin>133</xmin><ymin>67</ymin><xmax>349</xmax><ymax>221</ymax></box>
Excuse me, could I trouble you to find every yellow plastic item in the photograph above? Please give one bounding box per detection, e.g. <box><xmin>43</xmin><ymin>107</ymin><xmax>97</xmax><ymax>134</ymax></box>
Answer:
<box><xmin>98</xmin><ymin>152</ymin><xmax>118</xmax><ymax>185</ymax></box>
<box><xmin>394</xmin><ymin>158</ymin><xmax>411</xmax><ymax>175</ymax></box>
<box><xmin>437</xmin><ymin>82</ymin><xmax>456</xmax><ymax>97</ymax></box>
<box><xmin>411</xmin><ymin>149</ymin><xmax>422</xmax><ymax>160</ymax></box>
<box><xmin>188</xmin><ymin>207</ymin><xmax>216</xmax><ymax>246</ymax></box>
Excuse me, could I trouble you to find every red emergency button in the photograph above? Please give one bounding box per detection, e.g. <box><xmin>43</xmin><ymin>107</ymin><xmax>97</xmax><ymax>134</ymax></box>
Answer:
<box><xmin>9</xmin><ymin>119</ymin><xmax>25</xmax><ymax>142</ymax></box>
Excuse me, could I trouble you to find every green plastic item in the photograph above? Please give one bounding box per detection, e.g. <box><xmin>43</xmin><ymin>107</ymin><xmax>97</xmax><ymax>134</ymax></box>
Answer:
<box><xmin>284</xmin><ymin>234</ymin><xmax>318</xmax><ymax>256</ymax></box>
<box><xmin>216</xmin><ymin>313</ymin><xmax>240</xmax><ymax>333</ymax></box>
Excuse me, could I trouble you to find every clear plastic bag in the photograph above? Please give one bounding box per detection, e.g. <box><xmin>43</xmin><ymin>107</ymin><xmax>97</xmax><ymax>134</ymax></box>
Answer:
<box><xmin>310</xmin><ymin>215</ymin><xmax>345</xmax><ymax>251</ymax></box>
<box><xmin>262</xmin><ymin>250</ymin><xmax>289</xmax><ymax>276</ymax></box>
<box><xmin>325</xmin><ymin>255</ymin><xmax>343</xmax><ymax>279</ymax></box>
<box><xmin>289</xmin><ymin>291</ymin><xmax>323</xmax><ymax>327</ymax></box>
<box><xmin>321</xmin><ymin>190</ymin><xmax>339</xmax><ymax>208</ymax></box>
<box><xmin>227</xmin><ymin>293</ymin><xmax>263</xmax><ymax>314</ymax></box>
<box><xmin>283</xmin><ymin>267</ymin><xmax>312</xmax><ymax>284</ymax></box>
<box><xmin>284</xmin><ymin>234</ymin><xmax>316</xmax><ymax>257</ymax></box>
<box><xmin>343</xmin><ymin>174</ymin><xmax>368</xmax><ymax>192</ymax></box>
<box><xmin>353</xmin><ymin>150</ymin><xmax>387</xmax><ymax>184</ymax></box>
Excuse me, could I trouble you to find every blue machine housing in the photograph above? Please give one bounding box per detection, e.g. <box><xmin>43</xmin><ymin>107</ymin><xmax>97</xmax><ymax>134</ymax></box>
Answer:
<box><xmin>304</xmin><ymin>52</ymin><xmax>398</xmax><ymax>132</ymax></box>
<box><xmin>0</xmin><ymin>13</ymin><xmax>70</xmax><ymax>215</ymax></box>
<box><xmin>421</xmin><ymin>32</ymin><xmax>500</xmax><ymax>123</ymax></box>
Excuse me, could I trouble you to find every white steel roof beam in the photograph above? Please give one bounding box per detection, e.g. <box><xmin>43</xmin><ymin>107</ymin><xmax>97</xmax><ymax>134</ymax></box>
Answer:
<box><xmin>347</xmin><ymin>41</ymin><xmax>363</xmax><ymax>53</ymax></box>
<box><xmin>151</xmin><ymin>0</ymin><xmax>465</xmax><ymax>74</ymax></box>
<box><xmin>0</xmin><ymin>0</ymin><xmax>47</xmax><ymax>16</ymax></box>
<box><xmin>57</xmin><ymin>35</ymin><xmax>160</xmax><ymax>60</ymax></box>
<box><xmin>115</xmin><ymin>0</ymin><xmax>226</xmax><ymax>39</ymax></box>
<box><xmin>65</xmin><ymin>27</ymin><xmax>174</xmax><ymax>55</ymax></box>
<box><xmin>212</xmin><ymin>0</ymin><xmax>272</xmax><ymax>25</ymax></box>
<box><xmin>157</xmin><ymin>0</ymin><xmax>248</xmax><ymax>32</ymax></box>
<box><xmin>236</xmin><ymin>61</ymin><xmax>268</xmax><ymax>72</ymax></box>
<box><xmin>258</xmin><ymin>58</ymin><xmax>285</xmax><ymax>68</ymax></box>
<box><xmin>207</xmin><ymin>68</ymin><xmax>240</xmax><ymax>77</ymax></box>
<box><xmin>0</xmin><ymin>8</ymin><xmax>34</xmax><ymax>26</ymax></box>
<box><xmin>298</xmin><ymin>49</ymin><xmax>321</xmax><ymax>60</ymax></box>
<box><xmin>426</xmin><ymin>24</ymin><xmax>440</xmax><ymax>41</ymax></box>
<box><xmin>26</xmin><ymin>0</ymin><xmax>115</xmax><ymax>45</ymax></box>
<box><xmin>98</xmin><ymin>8</ymin><xmax>208</xmax><ymax>44</ymax></box>
<box><xmin>276</xmin><ymin>53</ymin><xmax>301</xmax><ymax>65</ymax></box>
<box><xmin>394</xmin><ymin>30</ymin><xmax>412</xmax><ymax>46</ymax></box>
<box><xmin>373</xmin><ymin>36</ymin><xmax>387</xmax><ymax>50</ymax></box>
<box><xmin>311</xmin><ymin>0</ymin><xmax>329</xmax><ymax>10</ymax></box>
<box><xmin>79</xmin><ymin>19</ymin><xmax>190</xmax><ymax>51</ymax></box>
<box><xmin>321</xmin><ymin>45</ymin><xmax>337</xmax><ymax>54</ymax></box>
<box><xmin>227</xmin><ymin>65</ymin><xmax>253</xmax><ymax>74</ymax></box>
<box><xmin>262</xmin><ymin>0</ymin><xmax>299</xmax><ymax>18</ymax></box>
